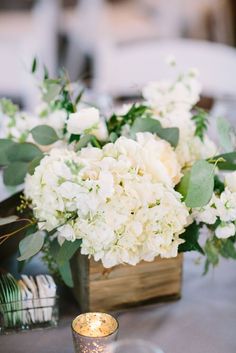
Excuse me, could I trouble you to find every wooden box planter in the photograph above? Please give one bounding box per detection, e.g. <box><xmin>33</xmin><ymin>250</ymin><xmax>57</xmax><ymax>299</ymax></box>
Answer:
<box><xmin>71</xmin><ymin>252</ymin><xmax>183</xmax><ymax>312</ymax></box>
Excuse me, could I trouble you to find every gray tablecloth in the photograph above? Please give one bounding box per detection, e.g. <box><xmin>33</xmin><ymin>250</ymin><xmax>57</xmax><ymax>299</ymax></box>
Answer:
<box><xmin>0</xmin><ymin>253</ymin><xmax>235</xmax><ymax>353</ymax></box>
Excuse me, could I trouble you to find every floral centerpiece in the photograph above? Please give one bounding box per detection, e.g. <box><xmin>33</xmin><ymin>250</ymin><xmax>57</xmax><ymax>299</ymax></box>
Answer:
<box><xmin>0</xmin><ymin>60</ymin><xmax>236</xmax><ymax>292</ymax></box>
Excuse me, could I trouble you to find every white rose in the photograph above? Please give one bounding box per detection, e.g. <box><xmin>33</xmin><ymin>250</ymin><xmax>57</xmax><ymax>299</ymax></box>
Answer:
<box><xmin>225</xmin><ymin>172</ymin><xmax>236</xmax><ymax>193</ymax></box>
<box><xmin>92</xmin><ymin>120</ymin><xmax>108</xmax><ymax>141</ymax></box>
<box><xmin>67</xmin><ymin>107</ymin><xmax>100</xmax><ymax>135</ymax></box>
<box><xmin>215</xmin><ymin>222</ymin><xmax>235</xmax><ymax>239</ymax></box>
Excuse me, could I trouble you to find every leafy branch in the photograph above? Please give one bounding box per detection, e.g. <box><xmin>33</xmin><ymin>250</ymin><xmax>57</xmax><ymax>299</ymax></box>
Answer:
<box><xmin>107</xmin><ymin>103</ymin><xmax>150</xmax><ymax>138</ymax></box>
<box><xmin>191</xmin><ymin>108</ymin><xmax>209</xmax><ymax>141</ymax></box>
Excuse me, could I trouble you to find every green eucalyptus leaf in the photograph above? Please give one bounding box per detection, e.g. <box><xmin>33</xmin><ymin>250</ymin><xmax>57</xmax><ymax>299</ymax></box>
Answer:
<box><xmin>130</xmin><ymin>117</ymin><xmax>179</xmax><ymax>147</ymax></box>
<box><xmin>131</xmin><ymin>117</ymin><xmax>162</xmax><ymax>136</ymax></box>
<box><xmin>75</xmin><ymin>134</ymin><xmax>101</xmax><ymax>151</ymax></box>
<box><xmin>31</xmin><ymin>125</ymin><xmax>59</xmax><ymax>145</ymax></box>
<box><xmin>0</xmin><ymin>139</ymin><xmax>16</xmax><ymax>166</ymax></box>
<box><xmin>185</xmin><ymin>160</ymin><xmax>215</xmax><ymax>208</ymax></box>
<box><xmin>212</xmin><ymin>152</ymin><xmax>236</xmax><ymax>171</ymax></box>
<box><xmin>176</xmin><ymin>170</ymin><xmax>190</xmax><ymax>199</ymax></box>
<box><xmin>17</xmin><ymin>231</ymin><xmax>45</xmax><ymax>261</ymax></box>
<box><xmin>179</xmin><ymin>222</ymin><xmax>204</xmax><ymax>254</ymax></box>
<box><xmin>217</xmin><ymin>116</ymin><xmax>233</xmax><ymax>152</ymax></box>
<box><xmin>56</xmin><ymin>239</ymin><xmax>82</xmax><ymax>266</ymax></box>
<box><xmin>58</xmin><ymin>261</ymin><xmax>73</xmax><ymax>287</ymax></box>
<box><xmin>6</xmin><ymin>143</ymin><xmax>43</xmax><ymax>162</ymax></box>
<box><xmin>43</xmin><ymin>81</ymin><xmax>61</xmax><ymax>103</ymax></box>
<box><xmin>3</xmin><ymin>162</ymin><xmax>29</xmax><ymax>186</ymax></box>
<box><xmin>28</xmin><ymin>155</ymin><xmax>44</xmax><ymax>175</ymax></box>
<box><xmin>109</xmin><ymin>132</ymin><xmax>118</xmax><ymax>143</ymax></box>
<box><xmin>157</xmin><ymin>127</ymin><xmax>179</xmax><ymax>148</ymax></box>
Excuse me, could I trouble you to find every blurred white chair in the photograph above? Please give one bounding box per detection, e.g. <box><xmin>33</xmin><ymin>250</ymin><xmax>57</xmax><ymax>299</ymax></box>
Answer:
<box><xmin>93</xmin><ymin>38</ymin><xmax>236</xmax><ymax>100</ymax></box>
<box><xmin>0</xmin><ymin>0</ymin><xmax>61</xmax><ymax>111</ymax></box>
<box><xmin>64</xmin><ymin>0</ymin><xmax>105</xmax><ymax>80</ymax></box>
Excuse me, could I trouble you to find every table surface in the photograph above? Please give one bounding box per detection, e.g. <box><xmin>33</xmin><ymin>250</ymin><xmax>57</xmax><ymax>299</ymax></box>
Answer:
<box><xmin>0</xmin><ymin>253</ymin><xmax>235</xmax><ymax>353</ymax></box>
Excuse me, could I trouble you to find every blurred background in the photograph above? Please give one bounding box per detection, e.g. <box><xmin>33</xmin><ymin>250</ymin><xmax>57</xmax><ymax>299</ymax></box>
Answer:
<box><xmin>0</xmin><ymin>0</ymin><xmax>236</xmax><ymax>113</ymax></box>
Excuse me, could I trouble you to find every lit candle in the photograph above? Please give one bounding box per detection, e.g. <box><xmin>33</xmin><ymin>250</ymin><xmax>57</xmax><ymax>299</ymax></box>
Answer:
<box><xmin>71</xmin><ymin>312</ymin><xmax>119</xmax><ymax>353</ymax></box>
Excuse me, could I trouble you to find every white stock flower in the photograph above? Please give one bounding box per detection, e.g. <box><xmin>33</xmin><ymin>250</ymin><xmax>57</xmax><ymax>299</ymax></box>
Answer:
<box><xmin>67</xmin><ymin>107</ymin><xmax>100</xmax><ymax>135</ymax></box>
<box><xmin>225</xmin><ymin>172</ymin><xmax>236</xmax><ymax>193</ymax></box>
<box><xmin>92</xmin><ymin>120</ymin><xmax>108</xmax><ymax>141</ymax></box>
<box><xmin>215</xmin><ymin>222</ymin><xmax>236</xmax><ymax>239</ymax></box>
<box><xmin>141</xmin><ymin>67</ymin><xmax>218</xmax><ymax>168</ymax></box>
<box><xmin>142</xmin><ymin>73</ymin><xmax>201</xmax><ymax>115</ymax></box>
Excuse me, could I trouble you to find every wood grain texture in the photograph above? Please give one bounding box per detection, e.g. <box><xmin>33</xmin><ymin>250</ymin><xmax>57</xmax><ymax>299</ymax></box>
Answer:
<box><xmin>71</xmin><ymin>253</ymin><xmax>183</xmax><ymax>312</ymax></box>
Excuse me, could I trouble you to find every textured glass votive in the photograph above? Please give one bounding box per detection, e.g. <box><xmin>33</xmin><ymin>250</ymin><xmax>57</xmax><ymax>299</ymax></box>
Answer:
<box><xmin>71</xmin><ymin>312</ymin><xmax>119</xmax><ymax>353</ymax></box>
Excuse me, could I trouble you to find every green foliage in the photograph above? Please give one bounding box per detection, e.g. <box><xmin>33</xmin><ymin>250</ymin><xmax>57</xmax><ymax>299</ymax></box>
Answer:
<box><xmin>219</xmin><ymin>238</ymin><xmax>236</xmax><ymax>259</ymax></box>
<box><xmin>3</xmin><ymin>162</ymin><xmax>29</xmax><ymax>185</ymax></box>
<box><xmin>1</xmin><ymin>142</ymin><xmax>43</xmax><ymax>185</ymax></box>
<box><xmin>0</xmin><ymin>139</ymin><xmax>16</xmax><ymax>166</ymax></box>
<box><xmin>0</xmin><ymin>98</ymin><xmax>18</xmax><ymax>118</ymax></box>
<box><xmin>43</xmin><ymin>64</ymin><xmax>49</xmax><ymax>80</ymax></box>
<box><xmin>31</xmin><ymin>125</ymin><xmax>59</xmax><ymax>145</ymax></box>
<box><xmin>177</xmin><ymin>160</ymin><xmax>215</xmax><ymax>208</ymax></box>
<box><xmin>204</xmin><ymin>239</ymin><xmax>219</xmax><ymax>267</ymax></box>
<box><xmin>214</xmin><ymin>175</ymin><xmax>225</xmax><ymax>193</ymax></box>
<box><xmin>75</xmin><ymin>89</ymin><xmax>84</xmax><ymax>105</ymax></box>
<box><xmin>17</xmin><ymin>230</ymin><xmax>45</xmax><ymax>261</ymax></box>
<box><xmin>109</xmin><ymin>132</ymin><xmax>118</xmax><ymax>143</ymax></box>
<box><xmin>56</xmin><ymin>239</ymin><xmax>82</xmax><ymax>266</ymax></box>
<box><xmin>75</xmin><ymin>134</ymin><xmax>101</xmax><ymax>151</ymax></box>
<box><xmin>211</xmin><ymin>152</ymin><xmax>236</xmax><ymax>171</ymax></box>
<box><xmin>58</xmin><ymin>260</ymin><xmax>73</xmax><ymax>287</ymax></box>
<box><xmin>42</xmin><ymin>79</ymin><xmax>62</xmax><ymax>104</ymax></box>
<box><xmin>107</xmin><ymin>104</ymin><xmax>150</xmax><ymax>136</ymax></box>
<box><xmin>17</xmin><ymin>224</ymin><xmax>38</xmax><ymax>273</ymax></box>
<box><xmin>217</xmin><ymin>116</ymin><xmax>234</xmax><ymax>152</ymax></box>
<box><xmin>191</xmin><ymin>108</ymin><xmax>209</xmax><ymax>141</ymax></box>
<box><xmin>31</xmin><ymin>57</ymin><xmax>37</xmax><ymax>74</ymax></box>
<box><xmin>6</xmin><ymin>143</ymin><xmax>43</xmax><ymax>162</ymax></box>
<box><xmin>131</xmin><ymin>117</ymin><xmax>179</xmax><ymax>147</ymax></box>
<box><xmin>176</xmin><ymin>170</ymin><xmax>190</xmax><ymax>199</ymax></box>
<box><xmin>203</xmin><ymin>236</ymin><xmax>236</xmax><ymax>274</ymax></box>
<box><xmin>179</xmin><ymin>222</ymin><xmax>204</xmax><ymax>254</ymax></box>
<box><xmin>28</xmin><ymin>155</ymin><xmax>44</xmax><ymax>175</ymax></box>
<box><xmin>157</xmin><ymin>127</ymin><xmax>179</xmax><ymax>148</ymax></box>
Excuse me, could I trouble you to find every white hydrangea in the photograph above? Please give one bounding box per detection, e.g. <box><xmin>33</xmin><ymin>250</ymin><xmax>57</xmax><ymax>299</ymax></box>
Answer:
<box><xmin>25</xmin><ymin>135</ymin><xmax>189</xmax><ymax>267</ymax></box>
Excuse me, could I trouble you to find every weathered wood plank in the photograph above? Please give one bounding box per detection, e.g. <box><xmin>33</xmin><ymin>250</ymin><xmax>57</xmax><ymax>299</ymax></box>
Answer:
<box><xmin>71</xmin><ymin>252</ymin><xmax>183</xmax><ymax>312</ymax></box>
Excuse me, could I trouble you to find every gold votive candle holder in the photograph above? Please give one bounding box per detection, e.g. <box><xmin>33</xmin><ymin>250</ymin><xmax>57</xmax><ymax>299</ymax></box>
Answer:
<box><xmin>71</xmin><ymin>312</ymin><xmax>119</xmax><ymax>353</ymax></box>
